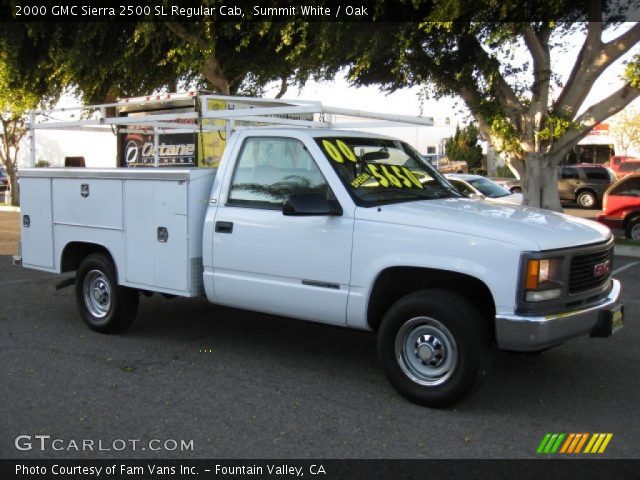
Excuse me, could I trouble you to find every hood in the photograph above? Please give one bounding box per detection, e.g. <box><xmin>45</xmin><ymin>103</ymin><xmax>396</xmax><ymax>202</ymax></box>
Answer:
<box><xmin>356</xmin><ymin>198</ymin><xmax>611</xmax><ymax>251</ymax></box>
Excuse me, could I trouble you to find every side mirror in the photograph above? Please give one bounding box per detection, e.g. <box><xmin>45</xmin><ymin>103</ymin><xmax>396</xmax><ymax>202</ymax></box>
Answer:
<box><xmin>283</xmin><ymin>193</ymin><xmax>342</xmax><ymax>216</ymax></box>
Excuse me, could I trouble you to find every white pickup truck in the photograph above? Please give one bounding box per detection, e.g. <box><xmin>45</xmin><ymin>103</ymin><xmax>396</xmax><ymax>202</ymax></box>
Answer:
<box><xmin>15</xmin><ymin>96</ymin><xmax>624</xmax><ymax>407</ymax></box>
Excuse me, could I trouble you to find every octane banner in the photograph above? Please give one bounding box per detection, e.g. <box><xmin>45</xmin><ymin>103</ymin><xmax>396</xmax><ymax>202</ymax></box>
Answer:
<box><xmin>118</xmin><ymin>100</ymin><xmax>228</xmax><ymax>169</ymax></box>
<box><xmin>122</xmin><ymin>131</ymin><xmax>197</xmax><ymax>167</ymax></box>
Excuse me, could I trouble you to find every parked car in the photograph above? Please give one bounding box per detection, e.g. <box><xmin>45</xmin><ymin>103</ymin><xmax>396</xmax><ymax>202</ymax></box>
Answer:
<box><xmin>596</xmin><ymin>173</ymin><xmax>640</xmax><ymax>239</ymax></box>
<box><xmin>435</xmin><ymin>156</ymin><xmax>468</xmax><ymax>174</ymax></box>
<box><xmin>492</xmin><ymin>177</ymin><xmax>522</xmax><ymax>194</ymax></box>
<box><xmin>496</xmin><ymin>164</ymin><xmax>616</xmax><ymax>208</ymax></box>
<box><xmin>15</xmin><ymin>94</ymin><xmax>625</xmax><ymax>408</ymax></box>
<box><xmin>609</xmin><ymin>156</ymin><xmax>640</xmax><ymax>178</ymax></box>
<box><xmin>446</xmin><ymin>174</ymin><xmax>523</xmax><ymax>205</ymax></box>
<box><xmin>558</xmin><ymin>164</ymin><xmax>617</xmax><ymax>208</ymax></box>
<box><xmin>0</xmin><ymin>166</ymin><xmax>8</xmax><ymax>192</ymax></box>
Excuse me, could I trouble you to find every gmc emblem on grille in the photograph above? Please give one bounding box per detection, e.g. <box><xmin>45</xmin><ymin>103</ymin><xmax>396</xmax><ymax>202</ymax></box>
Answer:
<box><xmin>594</xmin><ymin>259</ymin><xmax>611</xmax><ymax>278</ymax></box>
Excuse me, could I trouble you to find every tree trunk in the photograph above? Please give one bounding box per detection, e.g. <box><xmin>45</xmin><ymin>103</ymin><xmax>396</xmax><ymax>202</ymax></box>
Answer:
<box><xmin>8</xmin><ymin>173</ymin><xmax>19</xmax><ymax>206</ymax></box>
<box><xmin>202</xmin><ymin>56</ymin><xmax>230</xmax><ymax>95</ymax></box>
<box><xmin>521</xmin><ymin>152</ymin><xmax>562</xmax><ymax>211</ymax></box>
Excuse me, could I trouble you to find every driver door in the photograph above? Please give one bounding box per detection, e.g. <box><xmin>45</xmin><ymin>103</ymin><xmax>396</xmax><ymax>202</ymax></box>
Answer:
<box><xmin>211</xmin><ymin>136</ymin><xmax>354</xmax><ymax>326</ymax></box>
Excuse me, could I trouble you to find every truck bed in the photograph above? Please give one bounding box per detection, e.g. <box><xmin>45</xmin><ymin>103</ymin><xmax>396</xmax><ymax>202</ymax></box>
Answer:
<box><xmin>19</xmin><ymin>168</ymin><xmax>216</xmax><ymax>297</ymax></box>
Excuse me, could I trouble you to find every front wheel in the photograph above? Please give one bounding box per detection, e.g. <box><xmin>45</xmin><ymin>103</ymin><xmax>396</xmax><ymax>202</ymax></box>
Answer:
<box><xmin>75</xmin><ymin>253</ymin><xmax>139</xmax><ymax>333</ymax></box>
<box><xmin>377</xmin><ymin>289</ymin><xmax>492</xmax><ymax>407</ymax></box>
<box><xmin>626</xmin><ymin>216</ymin><xmax>640</xmax><ymax>240</ymax></box>
<box><xmin>576</xmin><ymin>190</ymin><xmax>597</xmax><ymax>209</ymax></box>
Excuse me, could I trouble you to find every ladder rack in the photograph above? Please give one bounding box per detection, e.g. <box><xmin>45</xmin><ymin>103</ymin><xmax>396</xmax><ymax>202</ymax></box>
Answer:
<box><xmin>27</xmin><ymin>93</ymin><xmax>434</xmax><ymax>168</ymax></box>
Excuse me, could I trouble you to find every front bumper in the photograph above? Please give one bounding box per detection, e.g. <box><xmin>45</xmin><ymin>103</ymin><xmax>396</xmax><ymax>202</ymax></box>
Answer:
<box><xmin>495</xmin><ymin>279</ymin><xmax>623</xmax><ymax>351</ymax></box>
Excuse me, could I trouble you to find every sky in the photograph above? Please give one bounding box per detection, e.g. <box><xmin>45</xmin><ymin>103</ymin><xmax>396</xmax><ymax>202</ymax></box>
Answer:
<box><xmin>21</xmin><ymin>23</ymin><xmax>640</xmax><ymax>168</ymax></box>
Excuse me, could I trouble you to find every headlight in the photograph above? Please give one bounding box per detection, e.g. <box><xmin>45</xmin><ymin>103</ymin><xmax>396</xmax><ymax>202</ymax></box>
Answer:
<box><xmin>524</xmin><ymin>258</ymin><xmax>564</xmax><ymax>302</ymax></box>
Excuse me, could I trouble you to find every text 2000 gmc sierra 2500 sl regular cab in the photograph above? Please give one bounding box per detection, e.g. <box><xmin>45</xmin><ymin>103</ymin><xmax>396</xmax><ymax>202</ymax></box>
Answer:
<box><xmin>14</xmin><ymin>95</ymin><xmax>624</xmax><ymax>407</ymax></box>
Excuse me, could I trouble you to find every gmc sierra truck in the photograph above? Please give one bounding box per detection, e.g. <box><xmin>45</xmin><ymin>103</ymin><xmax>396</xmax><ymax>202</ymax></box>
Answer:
<box><xmin>14</xmin><ymin>96</ymin><xmax>624</xmax><ymax>407</ymax></box>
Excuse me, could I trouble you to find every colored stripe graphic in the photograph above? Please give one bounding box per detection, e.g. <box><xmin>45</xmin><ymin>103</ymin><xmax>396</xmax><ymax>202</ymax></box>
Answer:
<box><xmin>537</xmin><ymin>433</ymin><xmax>565</xmax><ymax>454</ymax></box>
<box><xmin>538</xmin><ymin>433</ymin><xmax>613</xmax><ymax>454</ymax></box>
<box><xmin>585</xmin><ymin>433</ymin><xmax>613</xmax><ymax>454</ymax></box>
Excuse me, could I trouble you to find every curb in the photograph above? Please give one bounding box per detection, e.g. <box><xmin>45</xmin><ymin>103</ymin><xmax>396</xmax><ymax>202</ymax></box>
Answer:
<box><xmin>0</xmin><ymin>206</ymin><xmax>19</xmax><ymax>212</ymax></box>
<box><xmin>615</xmin><ymin>244</ymin><xmax>640</xmax><ymax>259</ymax></box>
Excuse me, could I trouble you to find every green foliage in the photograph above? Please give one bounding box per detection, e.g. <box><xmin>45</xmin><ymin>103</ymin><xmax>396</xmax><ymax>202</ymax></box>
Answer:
<box><xmin>445</xmin><ymin>124</ymin><xmax>485</xmax><ymax>170</ymax></box>
<box><xmin>35</xmin><ymin>160</ymin><xmax>50</xmax><ymax>168</ymax></box>
<box><xmin>537</xmin><ymin>115</ymin><xmax>577</xmax><ymax>141</ymax></box>
<box><xmin>624</xmin><ymin>54</ymin><xmax>640</xmax><ymax>88</ymax></box>
<box><xmin>1</xmin><ymin>18</ymin><xmax>312</xmax><ymax>104</ymax></box>
<box><xmin>495</xmin><ymin>165</ymin><xmax>516</xmax><ymax>178</ymax></box>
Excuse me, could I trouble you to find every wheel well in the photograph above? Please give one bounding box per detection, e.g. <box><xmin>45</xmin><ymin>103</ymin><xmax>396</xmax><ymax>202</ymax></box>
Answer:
<box><xmin>367</xmin><ymin>267</ymin><xmax>496</xmax><ymax>337</ymax></box>
<box><xmin>623</xmin><ymin>211</ymin><xmax>640</xmax><ymax>230</ymax></box>
<box><xmin>61</xmin><ymin>242</ymin><xmax>114</xmax><ymax>275</ymax></box>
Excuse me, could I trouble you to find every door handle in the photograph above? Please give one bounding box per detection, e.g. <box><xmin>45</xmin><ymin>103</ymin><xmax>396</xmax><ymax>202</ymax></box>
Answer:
<box><xmin>215</xmin><ymin>221</ymin><xmax>233</xmax><ymax>234</ymax></box>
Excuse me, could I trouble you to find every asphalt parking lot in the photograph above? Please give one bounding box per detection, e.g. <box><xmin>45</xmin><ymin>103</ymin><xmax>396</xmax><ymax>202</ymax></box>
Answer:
<box><xmin>0</xmin><ymin>210</ymin><xmax>639</xmax><ymax>459</ymax></box>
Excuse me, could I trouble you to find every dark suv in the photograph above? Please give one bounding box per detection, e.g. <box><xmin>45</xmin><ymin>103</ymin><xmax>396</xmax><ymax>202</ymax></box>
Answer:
<box><xmin>502</xmin><ymin>164</ymin><xmax>616</xmax><ymax>208</ymax></box>
<box><xmin>0</xmin><ymin>167</ymin><xmax>8</xmax><ymax>193</ymax></box>
<box><xmin>558</xmin><ymin>164</ymin><xmax>617</xmax><ymax>208</ymax></box>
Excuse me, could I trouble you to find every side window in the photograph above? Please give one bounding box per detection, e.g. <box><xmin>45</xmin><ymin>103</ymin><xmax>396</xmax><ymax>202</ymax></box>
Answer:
<box><xmin>585</xmin><ymin>169</ymin><xmax>609</xmax><ymax>180</ymax></box>
<box><xmin>561</xmin><ymin>167</ymin><xmax>579</xmax><ymax>180</ymax></box>
<box><xmin>611</xmin><ymin>177</ymin><xmax>640</xmax><ymax>196</ymax></box>
<box><xmin>227</xmin><ymin>137</ymin><xmax>330</xmax><ymax>209</ymax></box>
<box><xmin>449</xmin><ymin>179</ymin><xmax>474</xmax><ymax>196</ymax></box>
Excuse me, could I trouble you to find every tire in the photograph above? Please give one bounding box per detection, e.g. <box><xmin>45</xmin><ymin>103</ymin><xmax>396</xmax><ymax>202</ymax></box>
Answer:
<box><xmin>377</xmin><ymin>289</ymin><xmax>493</xmax><ymax>407</ymax></box>
<box><xmin>576</xmin><ymin>190</ymin><xmax>597</xmax><ymax>209</ymax></box>
<box><xmin>625</xmin><ymin>216</ymin><xmax>640</xmax><ymax>240</ymax></box>
<box><xmin>75</xmin><ymin>253</ymin><xmax>139</xmax><ymax>333</ymax></box>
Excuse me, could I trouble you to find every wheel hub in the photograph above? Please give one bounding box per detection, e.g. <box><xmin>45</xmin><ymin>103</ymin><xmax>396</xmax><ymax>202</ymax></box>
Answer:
<box><xmin>83</xmin><ymin>270</ymin><xmax>111</xmax><ymax>318</ymax></box>
<box><xmin>395</xmin><ymin>316</ymin><xmax>458</xmax><ymax>387</ymax></box>
<box><xmin>415</xmin><ymin>334</ymin><xmax>446</xmax><ymax>366</ymax></box>
<box><xmin>92</xmin><ymin>280</ymin><xmax>109</xmax><ymax>304</ymax></box>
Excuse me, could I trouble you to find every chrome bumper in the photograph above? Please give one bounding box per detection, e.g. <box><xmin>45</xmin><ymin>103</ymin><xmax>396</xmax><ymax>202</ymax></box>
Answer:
<box><xmin>495</xmin><ymin>279</ymin><xmax>622</xmax><ymax>352</ymax></box>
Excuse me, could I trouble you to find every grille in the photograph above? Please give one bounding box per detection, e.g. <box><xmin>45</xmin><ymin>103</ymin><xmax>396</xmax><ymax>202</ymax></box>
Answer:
<box><xmin>569</xmin><ymin>245</ymin><xmax>613</xmax><ymax>295</ymax></box>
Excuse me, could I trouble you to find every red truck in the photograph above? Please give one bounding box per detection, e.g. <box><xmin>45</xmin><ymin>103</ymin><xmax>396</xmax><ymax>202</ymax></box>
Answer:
<box><xmin>609</xmin><ymin>155</ymin><xmax>640</xmax><ymax>178</ymax></box>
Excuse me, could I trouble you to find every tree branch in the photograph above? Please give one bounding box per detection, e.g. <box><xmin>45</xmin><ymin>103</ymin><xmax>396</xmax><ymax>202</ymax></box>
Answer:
<box><xmin>554</xmin><ymin>83</ymin><xmax>640</xmax><ymax>154</ymax></box>
<box><xmin>523</xmin><ymin>25</ymin><xmax>551</xmax><ymax>112</ymax></box>
<box><xmin>555</xmin><ymin>22</ymin><xmax>640</xmax><ymax>119</ymax></box>
<box><xmin>275</xmin><ymin>76</ymin><xmax>288</xmax><ymax>98</ymax></box>
<box><xmin>464</xmin><ymin>34</ymin><xmax>525</xmax><ymax>119</ymax></box>
<box><xmin>523</xmin><ymin>25</ymin><xmax>552</xmax><ymax>151</ymax></box>
<box><xmin>166</xmin><ymin>22</ymin><xmax>207</xmax><ymax>50</ymax></box>
<box><xmin>166</xmin><ymin>22</ymin><xmax>230</xmax><ymax>94</ymax></box>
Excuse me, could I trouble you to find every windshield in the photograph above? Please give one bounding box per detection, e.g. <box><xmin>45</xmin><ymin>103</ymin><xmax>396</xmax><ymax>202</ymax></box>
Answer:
<box><xmin>315</xmin><ymin>137</ymin><xmax>457</xmax><ymax>206</ymax></box>
<box><xmin>467</xmin><ymin>177</ymin><xmax>510</xmax><ymax>198</ymax></box>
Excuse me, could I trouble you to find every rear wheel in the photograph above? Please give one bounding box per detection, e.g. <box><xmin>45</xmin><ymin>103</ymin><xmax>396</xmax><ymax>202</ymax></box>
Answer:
<box><xmin>625</xmin><ymin>216</ymin><xmax>640</xmax><ymax>240</ymax></box>
<box><xmin>377</xmin><ymin>289</ymin><xmax>492</xmax><ymax>407</ymax></box>
<box><xmin>75</xmin><ymin>253</ymin><xmax>139</xmax><ymax>333</ymax></box>
<box><xmin>576</xmin><ymin>190</ymin><xmax>597</xmax><ymax>209</ymax></box>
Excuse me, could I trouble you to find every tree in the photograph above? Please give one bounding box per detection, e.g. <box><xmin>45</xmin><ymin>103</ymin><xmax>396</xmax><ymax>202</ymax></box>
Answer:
<box><xmin>445</xmin><ymin>124</ymin><xmax>485</xmax><ymax>171</ymax></box>
<box><xmin>292</xmin><ymin>1</ymin><xmax>640</xmax><ymax>210</ymax></box>
<box><xmin>5</xmin><ymin>17</ymin><xmax>309</xmax><ymax>105</ymax></box>
<box><xmin>611</xmin><ymin>106</ymin><xmax>640</xmax><ymax>157</ymax></box>
<box><xmin>0</xmin><ymin>25</ymin><xmax>64</xmax><ymax>205</ymax></box>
